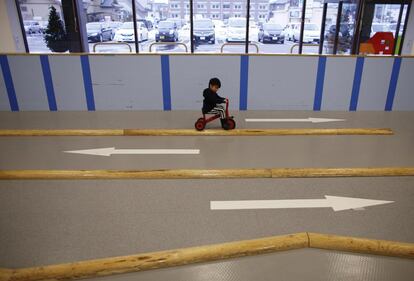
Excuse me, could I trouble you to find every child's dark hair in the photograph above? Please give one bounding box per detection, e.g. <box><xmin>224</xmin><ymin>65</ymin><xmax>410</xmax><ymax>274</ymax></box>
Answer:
<box><xmin>209</xmin><ymin>78</ymin><xmax>221</xmax><ymax>88</ymax></box>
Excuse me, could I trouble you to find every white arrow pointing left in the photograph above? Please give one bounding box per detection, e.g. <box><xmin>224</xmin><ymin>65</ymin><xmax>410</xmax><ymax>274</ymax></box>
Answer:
<box><xmin>211</xmin><ymin>195</ymin><xmax>393</xmax><ymax>212</ymax></box>
<box><xmin>64</xmin><ymin>147</ymin><xmax>200</xmax><ymax>156</ymax></box>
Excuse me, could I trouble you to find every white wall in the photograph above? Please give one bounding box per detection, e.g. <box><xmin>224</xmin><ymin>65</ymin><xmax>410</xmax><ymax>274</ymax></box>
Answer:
<box><xmin>0</xmin><ymin>0</ymin><xmax>25</xmax><ymax>53</ymax></box>
<box><xmin>402</xmin><ymin>2</ymin><xmax>414</xmax><ymax>55</ymax></box>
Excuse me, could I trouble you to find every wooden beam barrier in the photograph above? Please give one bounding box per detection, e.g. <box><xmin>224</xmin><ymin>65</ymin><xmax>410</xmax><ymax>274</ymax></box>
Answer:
<box><xmin>0</xmin><ymin>169</ymin><xmax>272</xmax><ymax>180</ymax></box>
<box><xmin>2</xmin><ymin>233</ymin><xmax>308</xmax><ymax>281</ymax></box>
<box><xmin>0</xmin><ymin>269</ymin><xmax>11</xmax><ymax>281</ymax></box>
<box><xmin>0</xmin><ymin>128</ymin><xmax>393</xmax><ymax>137</ymax></box>
<box><xmin>1</xmin><ymin>167</ymin><xmax>414</xmax><ymax>180</ymax></box>
<box><xmin>0</xmin><ymin>129</ymin><xmax>124</xmax><ymax>136</ymax></box>
<box><xmin>123</xmin><ymin>128</ymin><xmax>394</xmax><ymax>136</ymax></box>
<box><xmin>270</xmin><ymin>167</ymin><xmax>414</xmax><ymax>178</ymax></box>
<box><xmin>1</xmin><ymin>233</ymin><xmax>414</xmax><ymax>281</ymax></box>
<box><xmin>308</xmin><ymin>233</ymin><xmax>414</xmax><ymax>259</ymax></box>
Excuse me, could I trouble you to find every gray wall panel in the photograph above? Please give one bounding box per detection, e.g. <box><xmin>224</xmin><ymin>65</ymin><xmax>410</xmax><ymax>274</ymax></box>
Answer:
<box><xmin>322</xmin><ymin>57</ymin><xmax>356</xmax><ymax>111</ymax></box>
<box><xmin>393</xmin><ymin>58</ymin><xmax>414</xmax><ymax>110</ymax></box>
<box><xmin>358</xmin><ymin>58</ymin><xmax>393</xmax><ymax>110</ymax></box>
<box><xmin>0</xmin><ymin>68</ymin><xmax>9</xmax><ymax>111</ymax></box>
<box><xmin>169</xmin><ymin>55</ymin><xmax>240</xmax><ymax>110</ymax></box>
<box><xmin>7</xmin><ymin>55</ymin><xmax>48</xmax><ymax>110</ymax></box>
<box><xmin>49</xmin><ymin>56</ymin><xmax>87</xmax><ymax>111</ymax></box>
<box><xmin>248</xmin><ymin>56</ymin><xmax>319</xmax><ymax>110</ymax></box>
<box><xmin>89</xmin><ymin>56</ymin><xmax>163</xmax><ymax>110</ymax></box>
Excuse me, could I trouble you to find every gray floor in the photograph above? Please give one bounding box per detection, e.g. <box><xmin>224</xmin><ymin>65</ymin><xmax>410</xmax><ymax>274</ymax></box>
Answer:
<box><xmin>0</xmin><ymin>111</ymin><xmax>414</xmax><ymax>170</ymax></box>
<box><xmin>92</xmin><ymin>249</ymin><xmax>414</xmax><ymax>281</ymax></box>
<box><xmin>1</xmin><ymin>177</ymin><xmax>413</xmax><ymax>268</ymax></box>
<box><xmin>0</xmin><ymin>111</ymin><xmax>413</xmax><ymax>279</ymax></box>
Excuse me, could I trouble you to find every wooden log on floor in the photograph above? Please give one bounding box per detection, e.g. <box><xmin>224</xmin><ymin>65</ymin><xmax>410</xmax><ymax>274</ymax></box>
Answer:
<box><xmin>1</xmin><ymin>167</ymin><xmax>414</xmax><ymax>180</ymax></box>
<box><xmin>124</xmin><ymin>128</ymin><xmax>393</xmax><ymax>136</ymax></box>
<box><xmin>271</xmin><ymin>167</ymin><xmax>414</xmax><ymax>178</ymax></box>
<box><xmin>0</xmin><ymin>129</ymin><xmax>123</xmax><ymax>136</ymax></box>
<box><xmin>6</xmin><ymin>233</ymin><xmax>308</xmax><ymax>281</ymax></box>
<box><xmin>0</xmin><ymin>128</ymin><xmax>393</xmax><ymax>137</ymax></box>
<box><xmin>309</xmin><ymin>233</ymin><xmax>414</xmax><ymax>259</ymax></box>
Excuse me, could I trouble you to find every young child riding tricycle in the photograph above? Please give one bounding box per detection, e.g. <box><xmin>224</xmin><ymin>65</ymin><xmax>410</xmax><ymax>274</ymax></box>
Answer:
<box><xmin>194</xmin><ymin>78</ymin><xmax>236</xmax><ymax>131</ymax></box>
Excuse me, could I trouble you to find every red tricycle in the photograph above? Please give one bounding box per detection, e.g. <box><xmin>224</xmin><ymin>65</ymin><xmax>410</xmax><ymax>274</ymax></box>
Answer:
<box><xmin>194</xmin><ymin>99</ymin><xmax>236</xmax><ymax>131</ymax></box>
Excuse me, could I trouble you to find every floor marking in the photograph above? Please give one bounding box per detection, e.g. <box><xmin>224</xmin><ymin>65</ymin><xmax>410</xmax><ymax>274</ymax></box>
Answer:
<box><xmin>211</xmin><ymin>195</ymin><xmax>393</xmax><ymax>212</ymax></box>
<box><xmin>64</xmin><ymin>147</ymin><xmax>200</xmax><ymax>156</ymax></box>
<box><xmin>245</xmin><ymin>118</ymin><xmax>346</xmax><ymax>123</ymax></box>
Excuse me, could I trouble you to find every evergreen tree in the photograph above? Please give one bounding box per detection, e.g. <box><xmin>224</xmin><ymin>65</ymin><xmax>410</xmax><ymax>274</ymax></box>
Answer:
<box><xmin>44</xmin><ymin>6</ymin><xmax>68</xmax><ymax>52</ymax></box>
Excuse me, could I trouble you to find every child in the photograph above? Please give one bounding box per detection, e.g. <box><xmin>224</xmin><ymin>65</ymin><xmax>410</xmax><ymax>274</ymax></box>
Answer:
<box><xmin>202</xmin><ymin>78</ymin><xmax>227</xmax><ymax>126</ymax></box>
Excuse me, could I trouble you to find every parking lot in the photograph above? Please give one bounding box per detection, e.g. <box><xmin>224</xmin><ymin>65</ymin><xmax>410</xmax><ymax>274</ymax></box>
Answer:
<box><xmin>25</xmin><ymin>32</ymin><xmax>320</xmax><ymax>54</ymax></box>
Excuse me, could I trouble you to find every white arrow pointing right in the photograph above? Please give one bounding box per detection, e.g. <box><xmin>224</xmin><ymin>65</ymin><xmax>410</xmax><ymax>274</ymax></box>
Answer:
<box><xmin>210</xmin><ymin>195</ymin><xmax>394</xmax><ymax>211</ymax></box>
<box><xmin>245</xmin><ymin>118</ymin><xmax>346</xmax><ymax>123</ymax></box>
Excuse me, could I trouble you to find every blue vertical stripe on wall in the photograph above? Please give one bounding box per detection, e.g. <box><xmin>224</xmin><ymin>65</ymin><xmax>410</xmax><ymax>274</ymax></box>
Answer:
<box><xmin>239</xmin><ymin>55</ymin><xmax>249</xmax><ymax>111</ymax></box>
<box><xmin>385</xmin><ymin>57</ymin><xmax>402</xmax><ymax>111</ymax></box>
<box><xmin>349</xmin><ymin>57</ymin><xmax>364</xmax><ymax>111</ymax></box>
<box><xmin>161</xmin><ymin>55</ymin><xmax>172</xmax><ymax>111</ymax></box>
<box><xmin>80</xmin><ymin>55</ymin><xmax>95</xmax><ymax>111</ymax></box>
<box><xmin>40</xmin><ymin>55</ymin><xmax>57</xmax><ymax>111</ymax></box>
<box><xmin>313</xmin><ymin>56</ymin><xmax>326</xmax><ymax>111</ymax></box>
<box><xmin>0</xmin><ymin>55</ymin><xmax>19</xmax><ymax>111</ymax></box>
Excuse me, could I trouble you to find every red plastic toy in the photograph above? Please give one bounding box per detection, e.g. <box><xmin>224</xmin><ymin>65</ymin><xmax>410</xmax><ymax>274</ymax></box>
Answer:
<box><xmin>194</xmin><ymin>99</ymin><xmax>236</xmax><ymax>131</ymax></box>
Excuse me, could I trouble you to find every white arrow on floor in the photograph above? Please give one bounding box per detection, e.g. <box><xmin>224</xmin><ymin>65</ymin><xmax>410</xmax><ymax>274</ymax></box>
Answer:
<box><xmin>210</xmin><ymin>195</ymin><xmax>393</xmax><ymax>212</ymax></box>
<box><xmin>245</xmin><ymin>118</ymin><xmax>346</xmax><ymax>123</ymax></box>
<box><xmin>64</xmin><ymin>147</ymin><xmax>200</xmax><ymax>157</ymax></box>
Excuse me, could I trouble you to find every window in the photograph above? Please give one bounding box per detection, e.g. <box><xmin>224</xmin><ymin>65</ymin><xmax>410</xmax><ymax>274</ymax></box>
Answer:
<box><xmin>194</xmin><ymin>0</ymin><xmax>248</xmax><ymax>54</ymax></box>
<box><xmin>358</xmin><ymin>3</ymin><xmax>408</xmax><ymax>55</ymax></box>
<box><xmin>81</xmin><ymin>0</ymin><xmax>136</xmax><ymax>53</ymax></box>
<box><xmin>141</xmin><ymin>1</ymin><xmax>190</xmax><ymax>53</ymax></box>
<box><xmin>197</xmin><ymin>4</ymin><xmax>205</xmax><ymax>9</ymax></box>
<box><xmin>16</xmin><ymin>1</ymin><xmax>74</xmax><ymax>53</ymax></box>
<box><xmin>255</xmin><ymin>0</ymin><xmax>303</xmax><ymax>54</ymax></box>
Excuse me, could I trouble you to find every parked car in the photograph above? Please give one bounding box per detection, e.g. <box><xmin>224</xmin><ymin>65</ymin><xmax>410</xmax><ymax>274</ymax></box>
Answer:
<box><xmin>303</xmin><ymin>24</ymin><xmax>320</xmax><ymax>43</ymax></box>
<box><xmin>86</xmin><ymin>22</ymin><xmax>112</xmax><ymax>42</ymax></box>
<box><xmin>24</xmin><ymin>21</ymin><xmax>42</xmax><ymax>34</ymax></box>
<box><xmin>38</xmin><ymin>20</ymin><xmax>48</xmax><ymax>33</ymax></box>
<box><xmin>284</xmin><ymin>23</ymin><xmax>300</xmax><ymax>41</ymax></box>
<box><xmin>137</xmin><ymin>19</ymin><xmax>153</xmax><ymax>31</ymax></box>
<box><xmin>178</xmin><ymin>24</ymin><xmax>190</xmax><ymax>42</ymax></box>
<box><xmin>166</xmin><ymin>18</ymin><xmax>184</xmax><ymax>29</ymax></box>
<box><xmin>226</xmin><ymin>18</ymin><xmax>257</xmax><ymax>42</ymax></box>
<box><xmin>107</xmin><ymin>21</ymin><xmax>123</xmax><ymax>40</ymax></box>
<box><xmin>249</xmin><ymin>20</ymin><xmax>259</xmax><ymax>42</ymax></box>
<box><xmin>290</xmin><ymin>23</ymin><xmax>320</xmax><ymax>43</ymax></box>
<box><xmin>155</xmin><ymin>20</ymin><xmax>178</xmax><ymax>42</ymax></box>
<box><xmin>258</xmin><ymin>23</ymin><xmax>285</xmax><ymax>44</ymax></box>
<box><xmin>193</xmin><ymin>19</ymin><xmax>215</xmax><ymax>44</ymax></box>
<box><xmin>212</xmin><ymin>20</ymin><xmax>227</xmax><ymax>42</ymax></box>
<box><xmin>113</xmin><ymin>22</ymin><xmax>148</xmax><ymax>42</ymax></box>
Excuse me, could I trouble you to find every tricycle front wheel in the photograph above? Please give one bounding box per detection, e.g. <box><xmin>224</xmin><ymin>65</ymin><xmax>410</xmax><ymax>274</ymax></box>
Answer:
<box><xmin>195</xmin><ymin>118</ymin><xmax>206</xmax><ymax>131</ymax></box>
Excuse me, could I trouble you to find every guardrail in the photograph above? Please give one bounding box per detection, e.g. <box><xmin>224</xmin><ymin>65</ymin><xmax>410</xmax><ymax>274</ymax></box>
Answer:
<box><xmin>149</xmin><ymin>42</ymin><xmax>189</xmax><ymax>53</ymax></box>
<box><xmin>92</xmin><ymin>42</ymin><xmax>133</xmax><ymax>53</ymax></box>
<box><xmin>220</xmin><ymin>42</ymin><xmax>260</xmax><ymax>53</ymax></box>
